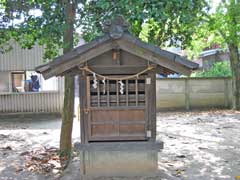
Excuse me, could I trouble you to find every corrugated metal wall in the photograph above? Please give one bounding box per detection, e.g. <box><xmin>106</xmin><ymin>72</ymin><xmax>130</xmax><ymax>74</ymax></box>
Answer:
<box><xmin>0</xmin><ymin>41</ymin><xmax>45</xmax><ymax>71</ymax></box>
<box><xmin>0</xmin><ymin>77</ymin><xmax>64</xmax><ymax>113</ymax></box>
<box><xmin>0</xmin><ymin>91</ymin><xmax>64</xmax><ymax>113</ymax></box>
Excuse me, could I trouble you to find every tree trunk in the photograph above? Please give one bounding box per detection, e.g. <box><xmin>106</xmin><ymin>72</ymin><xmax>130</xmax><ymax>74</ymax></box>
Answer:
<box><xmin>59</xmin><ymin>0</ymin><xmax>75</xmax><ymax>162</ymax></box>
<box><xmin>228</xmin><ymin>43</ymin><xmax>240</xmax><ymax>110</ymax></box>
<box><xmin>60</xmin><ymin>75</ymin><xmax>74</xmax><ymax>152</ymax></box>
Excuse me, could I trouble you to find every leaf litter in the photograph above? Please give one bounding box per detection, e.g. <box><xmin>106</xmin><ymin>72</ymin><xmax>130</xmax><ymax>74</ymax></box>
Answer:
<box><xmin>22</xmin><ymin>146</ymin><xmax>62</xmax><ymax>176</ymax></box>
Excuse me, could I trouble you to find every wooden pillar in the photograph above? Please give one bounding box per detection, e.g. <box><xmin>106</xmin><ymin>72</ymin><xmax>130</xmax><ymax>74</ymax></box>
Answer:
<box><xmin>79</xmin><ymin>72</ymin><xmax>88</xmax><ymax>144</ymax></box>
<box><xmin>148</xmin><ymin>70</ymin><xmax>156</xmax><ymax>141</ymax></box>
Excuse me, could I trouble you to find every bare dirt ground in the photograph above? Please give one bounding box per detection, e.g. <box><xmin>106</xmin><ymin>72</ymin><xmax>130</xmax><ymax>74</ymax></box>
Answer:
<box><xmin>0</xmin><ymin>110</ymin><xmax>240</xmax><ymax>180</ymax></box>
<box><xmin>156</xmin><ymin>110</ymin><xmax>240</xmax><ymax>180</ymax></box>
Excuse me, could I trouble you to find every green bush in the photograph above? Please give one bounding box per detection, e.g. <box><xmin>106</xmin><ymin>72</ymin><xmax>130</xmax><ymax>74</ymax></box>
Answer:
<box><xmin>191</xmin><ymin>61</ymin><xmax>232</xmax><ymax>77</ymax></box>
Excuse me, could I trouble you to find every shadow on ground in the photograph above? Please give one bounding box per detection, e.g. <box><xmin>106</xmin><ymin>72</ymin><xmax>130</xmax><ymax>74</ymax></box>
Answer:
<box><xmin>0</xmin><ymin>110</ymin><xmax>240</xmax><ymax>180</ymax></box>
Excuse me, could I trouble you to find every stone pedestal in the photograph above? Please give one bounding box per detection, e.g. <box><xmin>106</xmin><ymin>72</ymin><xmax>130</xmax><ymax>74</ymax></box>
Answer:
<box><xmin>74</xmin><ymin>141</ymin><xmax>164</xmax><ymax>178</ymax></box>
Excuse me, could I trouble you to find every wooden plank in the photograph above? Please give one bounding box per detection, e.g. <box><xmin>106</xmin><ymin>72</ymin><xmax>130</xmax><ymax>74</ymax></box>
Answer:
<box><xmin>43</xmin><ymin>41</ymin><xmax>113</xmax><ymax>79</ymax></box>
<box><xmin>155</xmin><ymin>65</ymin><xmax>175</xmax><ymax>75</ymax></box>
<box><xmin>116</xmin><ymin>80</ymin><xmax>119</xmax><ymax>106</ymax></box>
<box><xmin>107</xmin><ymin>80</ymin><xmax>110</xmax><ymax>107</ymax></box>
<box><xmin>89</xmin><ymin>108</ymin><xmax>146</xmax><ymax>141</ymax></box>
<box><xmin>120</xmin><ymin>50</ymin><xmax>147</xmax><ymax>65</ymax></box>
<box><xmin>37</xmin><ymin>35</ymin><xmax>110</xmax><ymax>72</ymax></box>
<box><xmin>89</xmin><ymin>106</ymin><xmax>145</xmax><ymax>110</ymax></box>
<box><xmin>126</xmin><ymin>80</ymin><xmax>129</xmax><ymax>106</ymax></box>
<box><xmin>119</xmin><ymin>124</ymin><xmax>145</xmax><ymax>134</ymax></box>
<box><xmin>118</xmin><ymin>109</ymin><xmax>145</xmax><ymax>121</ymax></box>
<box><xmin>86</xmin><ymin>76</ymin><xmax>91</xmax><ymax>110</ymax></box>
<box><xmin>152</xmin><ymin>71</ymin><xmax>157</xmax><ymax>141</ymax></box>
<box><xmin>97</xmin><ymin>79</ymin><xmax>100</xmax><ymax>107</ymax></box>
<box><xmin>145</xmin><ymin>75</ymin><xmax>149</xmax><ymax>136</ymax></box>
<box><xmin>122</xmin><ymin>33</ymin><xmax>198</xmax><ymax>69</ymax></box>
<box><xmin>86</xmin><ymin>76</ymin><xmax>92</xmax><ymax>142</ymax></box>
<box><xmin>117</xmin><ymin>39</ymin><xmax>191</xmax><ymax>75</ymax></box>
<box><xmin>79</xmin><ymin>73</ymin><xmax>87</xmax><ymax>143</ymax></box>
<box><xmin>91</xmin><ymin>121</ymin><xmax>146</xmax><ymax>125</ymax></box>
<box><xmin>149</xmin><ymin>70</ymin><xmax>156</xmax><ymax>141</ymax></box>
<box><xmin>135</xmin><ymin>79</ymin><xmax>138</xmax><ymax>106</ymax></box>
<box><xmin>91</xmin><ymin>124</ymin><xmax>117</xmax><ymax>136</ymax></box>
<box><xmin>89</xmin><ymin>94</ymin><xmax>145</xmax><ymax>101</ymax></box>
<box><xmin>116</xmin><ymin>81</ymin><xmax>120</xmax><ymax>135</ymax></box>
<box><xmin>112</xmin><ymin>49</ymin><xmax>121</xmax><ymax>65</ymax></box>
<box><xmin>88</xmin><ymin>65</ymin><xmax>148</xmax><ymax>75</ymax></box>
<box><xmin>91</xmin><ymin>109</ymin><xmax>119</xmax><ymax>122</ymax></box>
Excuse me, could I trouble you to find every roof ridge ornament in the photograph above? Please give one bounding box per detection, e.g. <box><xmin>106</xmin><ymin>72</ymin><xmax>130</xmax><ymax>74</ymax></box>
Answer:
<box><xmin>103</xmin><ymin>15</ymin><xmax>129</xmax><ymax>39</ymax></box>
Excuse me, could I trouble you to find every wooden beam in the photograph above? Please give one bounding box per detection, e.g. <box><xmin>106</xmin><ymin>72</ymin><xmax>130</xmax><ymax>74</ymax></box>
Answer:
<box><xmin>89</xmin><ymin>65</ymin><xmax>148</xmax><ymax>75</ymax></box>
<box><xmin>135</xmin><ymin>79</ymin><xmax>138</xmax><ymax>106</ymax></box>
<box><xmin>116</xmin><ymin>80</ymin><xmax>119</xmax><ymax>106</ymax></box>
<box><xmin>117</xmin><ymin>39</ymin><xmax>191</xmax><ymax>75</ymax></box>
<box><xmin>126</xmin><ymin>80</ymin><xmax>129</xmax><ymax>106</ymax></box>
<box><xmin>155</xmin><ymin>66</ymin><xmax>175</xmax><ymax>75</ymax></box>
<box><xmin>147</xmin><ymin>70</ymin><xmax>156</xmax><ymax>141</ymax></box>
<box><xmin>107</xmin><ymin>80</ymin><xmax>110</xmax><ymax>107</ymax></box>
<box><xmin>43</xmin><ymin>41</ymin><xmax>113</xmax><ymax>79</ymax></box>
<box><xmin>122</xmin><ymin>33</ymin><xmax>198</xmax><ymax>69</ymax></box>
<box><xmin>57</xmin><ymin>65</ymin><xmax>151</xmax><ymax>77</ymax></box>
<box><xmin>97</xmin><ymin>79</ymin><xmax>100</xmax><ymax>107</ymax></box>
<box><xmin>112</xmin><ymin>49</ymin><xmax>121</xmax><ymax>65</ymax></box>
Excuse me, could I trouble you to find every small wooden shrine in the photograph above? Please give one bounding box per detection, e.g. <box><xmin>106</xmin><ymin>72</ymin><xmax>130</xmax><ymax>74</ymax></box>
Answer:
<box><xmin>36</xmin><ymin>16</ymin><xmax>198</xmax><ymax>144</ymax></box>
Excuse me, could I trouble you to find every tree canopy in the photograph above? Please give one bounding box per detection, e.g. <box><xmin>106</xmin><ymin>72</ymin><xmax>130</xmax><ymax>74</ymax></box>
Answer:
<box><xmin>0</xmin><ymin>0</ymin><xmax>68</xmax><ymax>59</ymax></box>
<box><xmin>80</xmin><ymin>0</ymin><xmax>208</xmax><ymax>48</ymax></box>
<box><xmin>187</xmin><ymin>0</ymin><xmax>240</xmax><ymax>58</ymax></box>
<box><xmin>0</xmin><ymin>0</ymin><xmax>209</xmax><ymax>59</ymax></box>
<box><xmin>187</xmin><ymin>0</ymin><xmax>240</xmax><ymax>109</ymax></box>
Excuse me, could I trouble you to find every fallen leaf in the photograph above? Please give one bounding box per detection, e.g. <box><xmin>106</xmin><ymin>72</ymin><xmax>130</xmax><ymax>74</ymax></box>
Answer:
<box><xmin>20</xmin><ymin>151</ymin><xmax>29</xmax><ymax>156</ymax></box>
<box><xmin>0</xmin><ymin>146</ymin><xmax>12</xmax><ymax>150</ymax></box>
<box><xmin>198</xmin><ymin>147</ymin><xmax>208</xmax><ymax>150</ymax></box>
<box><xmin>173</xmin><ymin>169</ymin><xmax>185</xmax><ymax>177</ymax></box>
<box><xmin>176</xmin><ymin>155</ymin><xmax>186</xmax><ymax>158</ymax></box>
<box><xmin>15</xmin><ymin>167</ymin><xmax>23</xmax><ymax>173</ymax></box>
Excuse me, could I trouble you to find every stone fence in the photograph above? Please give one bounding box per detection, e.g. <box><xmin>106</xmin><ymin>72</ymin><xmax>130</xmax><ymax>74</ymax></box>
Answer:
<box><xmin>156</xmin><ymin>77</ymin><xmax>232</xmax><ymax>110</ymax></box>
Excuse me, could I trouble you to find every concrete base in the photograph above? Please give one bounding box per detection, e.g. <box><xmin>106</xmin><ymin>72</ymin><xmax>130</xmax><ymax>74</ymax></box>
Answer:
<box><xmin>73</xmin><ymin>141</ymin><xmax>164</xmax><ymax>178</ymax></box>
<box><xmin>74</xmin><ymin>140</ymin><xmax>163</xmax><ymax>151</ymax></box>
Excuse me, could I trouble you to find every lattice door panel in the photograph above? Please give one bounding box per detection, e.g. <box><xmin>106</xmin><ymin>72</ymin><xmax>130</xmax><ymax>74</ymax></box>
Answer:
<box><xmin>88</xmin><ymin>76</ymin><xmax>146</xmax><ymax>107</ymax></box>
<box><xmin>86</xmin><ymin>75</ymin><xmax>148</xmax><ymax>141</ymax></box>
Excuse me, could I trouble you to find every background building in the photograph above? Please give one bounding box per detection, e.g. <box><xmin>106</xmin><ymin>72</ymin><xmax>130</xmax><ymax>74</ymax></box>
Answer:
<box><xmin>0</xmin><ymin>41</ymin><xmax>64</xmax><ymax>114</ymax></box>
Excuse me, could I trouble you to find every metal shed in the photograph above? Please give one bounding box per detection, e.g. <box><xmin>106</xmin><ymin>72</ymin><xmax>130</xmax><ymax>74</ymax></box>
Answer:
<box><xmin>0</xmin><ymin>40</ymin><xmax>64</xmax><ymax>114</ymax></box>
<box><xmin>36</xmin><ymin>16</ymin><xmax>198</xmax><ymax>143</ymax></box>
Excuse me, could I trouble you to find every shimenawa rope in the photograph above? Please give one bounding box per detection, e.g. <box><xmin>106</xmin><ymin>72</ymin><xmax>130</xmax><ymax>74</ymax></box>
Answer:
<box><xmin>79</xmin><ymin>65</ymin><xmax>154</xmax><ymax>80</ymax></box>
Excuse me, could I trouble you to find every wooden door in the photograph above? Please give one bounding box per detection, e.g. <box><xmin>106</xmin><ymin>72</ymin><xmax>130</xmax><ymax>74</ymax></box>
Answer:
<box><xmin>86</xmin><ymin>76</ymin><xmax>148</xmax><ymax>141</ymax></box>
